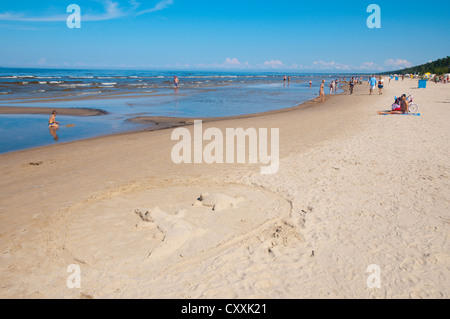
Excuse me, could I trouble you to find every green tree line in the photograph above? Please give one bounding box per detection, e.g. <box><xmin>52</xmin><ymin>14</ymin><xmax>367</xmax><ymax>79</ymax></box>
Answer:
<box><xmin>381</xmin><ymin>56</ymin><xmax>450</xmax><ymax>75</ymax></box>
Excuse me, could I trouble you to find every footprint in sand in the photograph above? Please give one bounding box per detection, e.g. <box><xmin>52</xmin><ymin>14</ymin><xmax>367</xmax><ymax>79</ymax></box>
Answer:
<box><xmin>135</xmin><ymin>207</ymin><xmax>207</xmax><ymax>261</ymax></box>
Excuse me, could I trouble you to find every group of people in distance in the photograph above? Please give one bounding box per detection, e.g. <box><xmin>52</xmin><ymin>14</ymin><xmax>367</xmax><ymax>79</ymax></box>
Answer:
<box><xmin>314</xmin><ymin>75</ymin><xmax>384</xmax><ymax>102</ymax></box>
<box><xmin>312</xmin><ymin>75</ymin><xmax>413</xmax><ymax>115</ymax></box>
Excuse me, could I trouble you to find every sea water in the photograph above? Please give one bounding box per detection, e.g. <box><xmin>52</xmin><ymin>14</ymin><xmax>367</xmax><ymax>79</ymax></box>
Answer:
<box><xmin>0</xmin><ymin>68</ymin><xmax>356</xmax><ymax>153</ymax></box>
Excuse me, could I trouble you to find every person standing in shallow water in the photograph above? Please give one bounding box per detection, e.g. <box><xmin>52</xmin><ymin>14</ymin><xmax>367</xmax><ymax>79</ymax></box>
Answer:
<box><xmin>174</xmin><ymin>76</ymin><xmax>179</xmax><ymax>88</ymax></box>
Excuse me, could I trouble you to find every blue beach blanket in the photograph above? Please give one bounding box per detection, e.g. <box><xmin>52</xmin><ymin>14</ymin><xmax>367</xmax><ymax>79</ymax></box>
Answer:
<box><xmin>381</xmin><ymin>113</ymin><xmax>421</xmax><ymax>116</ymax></box>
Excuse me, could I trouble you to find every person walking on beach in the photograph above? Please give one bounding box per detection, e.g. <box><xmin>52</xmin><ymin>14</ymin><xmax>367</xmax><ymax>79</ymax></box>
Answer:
<box><xmin>378</xmin><ymin>76</ymin><xmax>384</xmax><ymax>95</ymax></box>
<box><xmin>329</xmin><ymin>80</ymin><xmax>334</xmax><ymax>94</ymax></box>
<box><xmin>315</xmin><ymin>80</ymin><xmax>325</xmax><ymax>103</ymax></box>
<box><xmin>349</xmin><ymin>77</ymin><xmax>355</xmax><ymax>95</ymax></box>
<box><xmin>369</xmin><ymin>75</ymin><xmax>377</xmax><ymax>95</ymax></box>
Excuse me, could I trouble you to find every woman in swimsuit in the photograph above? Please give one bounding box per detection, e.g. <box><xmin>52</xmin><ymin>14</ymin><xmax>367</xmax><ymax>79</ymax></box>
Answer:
<box><xmin>48</xmin><ymin>110</ymin><xmax>59</xmax><ymax>129</ymax></box>
<box><xmin>315</xmin><ymin>80</ymin><xmax>325</xmax><ymax>103</ymax></box>
<box><xmin>48</xmin><ymin>110</ymin><xmax>59</xmax><ymax>141</ymax></box>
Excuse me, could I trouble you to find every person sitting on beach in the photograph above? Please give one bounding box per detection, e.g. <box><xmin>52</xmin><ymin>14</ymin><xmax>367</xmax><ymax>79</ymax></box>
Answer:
<box><xmin>377</xmin><ymin>94</ymin><xmax>409</xmax><ymax>115</ymax></box>
<box><xmin>48</xmin><ymin>110</ymin><xmax>59</xmax><ymax>128</ymax></box>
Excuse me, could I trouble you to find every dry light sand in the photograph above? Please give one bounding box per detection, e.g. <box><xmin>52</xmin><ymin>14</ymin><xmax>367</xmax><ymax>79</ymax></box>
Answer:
<box><xmin>0</xmin><ymin>78</ymin><xmax>448</xmax><ymax>299</ymax></box>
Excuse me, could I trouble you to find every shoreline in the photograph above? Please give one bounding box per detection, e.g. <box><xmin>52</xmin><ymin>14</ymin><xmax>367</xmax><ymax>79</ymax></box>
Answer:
<box><xmin>0</xmin><ymin>85</ymin><xmax>346</xmax><ymax>155</ymax></box>
<box><xmin>0</xmin><ymin>106</ymin><xmax>108</xmax><ymax>116</ymax></box>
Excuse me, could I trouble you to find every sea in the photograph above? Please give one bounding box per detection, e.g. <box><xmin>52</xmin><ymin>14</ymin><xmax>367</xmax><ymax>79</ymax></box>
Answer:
<box><xmin>0</xmin><ymin>68</ymin><xmax>363</xmax><ymax>154</ymax></box>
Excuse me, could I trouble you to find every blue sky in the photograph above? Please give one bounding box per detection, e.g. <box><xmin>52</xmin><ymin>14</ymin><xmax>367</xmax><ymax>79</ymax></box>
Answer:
<box><xmin>0</xmin><ymin>0</ymin><xmax>449</xmax><ymax>72</ymax></box>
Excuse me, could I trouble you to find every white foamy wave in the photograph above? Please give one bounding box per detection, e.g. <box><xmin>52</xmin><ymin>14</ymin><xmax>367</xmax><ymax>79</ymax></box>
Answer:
<box><xmin>59</xmin><ymin>83</ymin><xmax>92</xmax><ymax>88</ymax></box>
<box><xmin>0</xmin><ymin>91</ymin><xmax>10</xmax><ymax>94</ymax></box>
<box><xmin>36</xmin><ymin>76</ymin><xmax>61</xmax><ymax>79</ymax></box>
<box><xmin>0</xmin><ymin>76</ymin><xmax>18</xmax><ymax>79</ymax></box>
<box><xmin>100</xmin><ymin>82</ymin><xmax>116</xmax><ymax>86</ymax></box>
<box><xmin>185</xmin><ymin>76</ymin><xmax>210</xmax><ymax>79</ymax></box>
<box><xmin>69</xmin><ymin>76</ymin><xmax>94</xmax><ymax>79</ymax></box>
<box><xmin>127</xmin><ymin>83</ymin><xmax>148</xmax><ymax>86</ymax></box>
<box><xmin>97</xmin><ymin>76</ymin><xmax>126</xmax><ymax>79</ymax></box>
<box><xmin>76</xmin><ymin>91</ymin><xmax>102</xmax><ymax>96</ymax></box>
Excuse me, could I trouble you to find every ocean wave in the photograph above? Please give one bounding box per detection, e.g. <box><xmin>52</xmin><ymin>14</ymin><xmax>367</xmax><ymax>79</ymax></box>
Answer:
<box><xmin>59</xmin><ymin>83</ymin><xmax>92</xmax><ymax>88</ymax></box>
<box><xmin>68</xmin><ymin>76</ymin><xmax>94</xmax><ymax>79</ymax></box>
<box><xmin>127</xmin><ymin>83</ymin><xmax>148</xmax><ymax>86</ymax></box>
<box><xmin>36</xmin><ymin>76</ymin><xmax>61</xmax><ymax>79</ymax></box>
<box><xmin>76</xmin><ymin>91</ymin><xmax>102</xmax><ymax>96</ymax></box>
<box><xmin>97</xmin><ymin>76</ymin><xmax>126</xmax><ymax>79</ymax></box>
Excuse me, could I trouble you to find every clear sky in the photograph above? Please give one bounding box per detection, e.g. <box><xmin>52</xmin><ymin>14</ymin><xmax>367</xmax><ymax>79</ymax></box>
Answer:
<box><xmin>0</xmin><ymin>0</ymin><xmax>449</xmax><ymax>72</ymax></box>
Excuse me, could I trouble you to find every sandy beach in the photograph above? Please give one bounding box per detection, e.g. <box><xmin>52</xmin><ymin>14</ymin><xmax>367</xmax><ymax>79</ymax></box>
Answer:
<box><xmin>0</xmin><ymin>78</ymin><xmax>448</xmax><ymax>299</ymax></box>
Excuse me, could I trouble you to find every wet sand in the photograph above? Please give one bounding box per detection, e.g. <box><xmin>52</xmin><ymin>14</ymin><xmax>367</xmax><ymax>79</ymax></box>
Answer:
<box><xmin>0</xmin><ymin>106</ymin><xmax>108</xmax><ymax>116</ymax></box>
